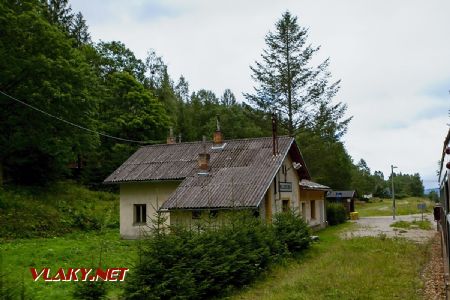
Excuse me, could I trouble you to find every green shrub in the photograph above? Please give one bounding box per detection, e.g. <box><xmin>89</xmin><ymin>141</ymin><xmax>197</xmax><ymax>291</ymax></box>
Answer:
<box><xmin>428</xmin><ymin>190</ymin><xmax>439</xmax><ymax>203</ymax></box>
<box><xmin>326</xmin><ymin>203</ymin><xmax>347</xmax><ymax>225</ymax></box>
<box><xmin>273</xmin><ymin>210</ymin><xmax>311</xmax><ymax>253</ymax></box>
<box><xmin>73</xmin><ymin>280</ymin><xmax>107</xmax><ymax>300</ymax></box>
<box><xmin>125</xmin><ymin>211</ymin><xmax>310</xmax><ymax>299</ymax></box>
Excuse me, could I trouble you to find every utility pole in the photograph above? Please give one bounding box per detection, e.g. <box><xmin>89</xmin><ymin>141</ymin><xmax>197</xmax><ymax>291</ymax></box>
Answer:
<box><xmin>391</xmin><ymin>165</ymin><xmax>398</xmax><ymax>220</ymax></box>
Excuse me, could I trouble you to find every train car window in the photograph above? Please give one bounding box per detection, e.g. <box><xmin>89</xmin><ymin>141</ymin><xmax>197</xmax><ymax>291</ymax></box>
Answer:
<box><xmin>445</xmin><ymin>180</ymin><xmax>449</xmax><ymax>214</ymax></box>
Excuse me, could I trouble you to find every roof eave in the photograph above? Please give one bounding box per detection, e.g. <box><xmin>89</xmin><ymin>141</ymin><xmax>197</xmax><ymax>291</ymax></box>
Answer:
<box><xmin>159</xmin><ymin>206</ymin><xmax>258</xmax><ymax>211</ymax></box>
<box><xmin>289</xmin><ymin>139</ymin><xmax>311</xmax><ymax>180</ymax></box>
<box><xmin>103</xmin><ymin>178</ymin><xmax>185</xmax><ymax>185</ymax></box>
<box><xmin>300</xmin><ymin>187</ymin><xmax>331</xmax><ymax>191</ymax></box>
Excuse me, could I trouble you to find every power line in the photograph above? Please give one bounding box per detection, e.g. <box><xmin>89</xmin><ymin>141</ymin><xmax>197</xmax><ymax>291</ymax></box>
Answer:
<box><xmin>0</xmin><ymin>90</ymin><xmax>158</xmax><ymax>145</ymax></box>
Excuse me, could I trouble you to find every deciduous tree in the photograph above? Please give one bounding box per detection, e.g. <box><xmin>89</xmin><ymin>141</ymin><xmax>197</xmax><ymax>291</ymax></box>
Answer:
<box><xmin>0</xmin><ymin>0</ymin><xmax>99</xmax><ymax>184</ymax></box>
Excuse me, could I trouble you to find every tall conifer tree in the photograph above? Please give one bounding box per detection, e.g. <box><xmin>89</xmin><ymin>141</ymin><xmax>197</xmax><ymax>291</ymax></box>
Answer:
<box><xmin>245</xmin><ymin>11</ymin><xmax>340</xmax><ymax>136</ymax></box>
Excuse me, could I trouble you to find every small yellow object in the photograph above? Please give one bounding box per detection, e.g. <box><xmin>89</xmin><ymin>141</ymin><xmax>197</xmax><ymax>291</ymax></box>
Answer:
<box><xmin>350</xmin><ymin>212</ymin><xmax>359</xmax><ymax>220</ymax></box>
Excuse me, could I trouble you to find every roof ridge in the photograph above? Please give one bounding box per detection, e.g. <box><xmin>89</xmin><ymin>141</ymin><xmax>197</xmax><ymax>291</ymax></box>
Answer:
<box><xmin>104</xmin><ymin>135</ymin><xmax>308</xmax><ymax>186</ymax></box>
<box><xmin>139</xmin><ymin>135</ymin><xmax>294</xmax><ymax>148</ymax></box>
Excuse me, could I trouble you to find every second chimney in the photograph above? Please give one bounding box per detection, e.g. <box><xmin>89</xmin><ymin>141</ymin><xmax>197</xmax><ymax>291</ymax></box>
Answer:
<box><xmin>198</xmin><ymin>136</ymin><xmax>210</xmax><ymax>171</ymax></box>
<box><xmin>198</xmin><ymin>153</ymin><xmax>210</xmax><ymax>171</ymax></box>
<box><xmin>167</xmin><ymin>127</ymin><xmax>176</xmax><ymax>144</ymax></box>
<box><xmin>213</xmin><ymin>115</ymin><xmax>223</xmax><ymax>144</ymax></box>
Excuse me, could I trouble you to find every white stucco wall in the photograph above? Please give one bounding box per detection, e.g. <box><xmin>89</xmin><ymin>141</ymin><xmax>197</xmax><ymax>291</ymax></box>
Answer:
<box><xmin>299</xmin><ymin>189</ymin><xmax>327</xmax><ymax>229</ymax></box>
<box><xmin>119</xmin><ymin>181</ymin><xmax>180</xmax><ymax>239</ymax></box>
<box><xmin>277</xmin><ymin>155</ymin><xmax>300</xmax><ymax>212</ymax></box>
<box><xmin>260</xmin><ymin>154</ymin><xmax>301</xmax><ymax>222</ymax></box>
<box><xmin>307</xmin><ymin>199</ymin><xmax>325</xmax><ymax>227</ymax></box>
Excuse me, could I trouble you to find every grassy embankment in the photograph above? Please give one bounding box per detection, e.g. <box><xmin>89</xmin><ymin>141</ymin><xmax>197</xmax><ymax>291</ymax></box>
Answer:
<box><xmin>355</xmin><ymin>197</ymin><xmax>434</xmax><ymax>217</ymax></box>
<box><xmin>0</xmin><ymin>182</ymin><xmax>120</xmax><ymax>239</ymax></box>
<box><xmin>0</xmin><ymin>182</ymin><xmax>138</xmax><ymax>299</ymax></box>
<box><xmin>232</xmin><ymin>223</ymin><xmax>431</xmax><ymax>300</ymax></box>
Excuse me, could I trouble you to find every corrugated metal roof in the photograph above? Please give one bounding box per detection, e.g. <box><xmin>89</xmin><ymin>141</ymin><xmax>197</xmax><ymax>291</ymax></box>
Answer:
<box><xmin>104</xmin><ymin>136</ymin><xmax>311</xmax><ymax>209</ymax></box>
<box><xmin>300</xmin><ymin>180</ymin><xmax>331</xmax><ymax>191</ymax></box>
<box><xmin>326</xmin><ymin>190</ymin><xmax>356</xmax><ymax>198</ymax></box>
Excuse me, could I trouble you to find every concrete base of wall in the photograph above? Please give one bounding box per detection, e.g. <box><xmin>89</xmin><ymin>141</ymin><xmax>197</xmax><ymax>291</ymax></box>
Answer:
<box><xmin>310</xmin><ymin>222</ymin><xmax>327</xmax><ymax>231</ymax></box>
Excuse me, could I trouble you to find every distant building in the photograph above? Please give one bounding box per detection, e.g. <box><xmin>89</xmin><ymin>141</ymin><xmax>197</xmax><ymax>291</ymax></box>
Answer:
<box><xmin>104</xmin><ymin>129</ymin><xmax>328</xmax><ymax>239</ymax></box>
<box><xmin>326</xmin><ymin>190</ymin><xmax>357</xmax><ymax>216</ymax></box>
<box><xmin>362</xmin><ymin>194</ymin><xmax>373</xmax><ymax>200</ymax></box>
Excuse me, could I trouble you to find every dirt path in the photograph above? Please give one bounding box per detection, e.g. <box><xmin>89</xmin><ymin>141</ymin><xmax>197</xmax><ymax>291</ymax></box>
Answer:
<box><xmin>342</xmin><ymin>213</ymin><xmax>436</xmax><ymax>243</ymax></box>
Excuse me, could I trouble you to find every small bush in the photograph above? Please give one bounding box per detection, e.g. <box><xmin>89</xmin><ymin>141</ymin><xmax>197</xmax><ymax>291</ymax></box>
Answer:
<box><xmin>73</xmin><ymin>280</ymin><xmax>107</xmax><ymax>300</ymax></box>
<box><xmin>125</xmin><ymin>211</ymin><xmax>311</xmax><ymax>299</ymax></box>
<box><xmin>326</xmin><ymin>203</ymin><xmax>347</xmax><ymax>225</ymax></box>
<box><xmin>273</xmin><ymin>210</ymin><xmax>311</xmax><ymax>253</ymax></box>
<box><xmin>395</xmin><ymin>193</ymin><xmax>408</xmax><ymax>199</ymax></box>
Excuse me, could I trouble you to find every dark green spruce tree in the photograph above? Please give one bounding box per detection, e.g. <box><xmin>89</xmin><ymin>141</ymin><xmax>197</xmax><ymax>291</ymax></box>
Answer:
<box><xmin>43</xmin><ymin>0</ymin><xmax>74</xmax><ymax>32</ymax></box>
<box><xmin>70</xmin><ymin>12</ymin><xmax>91</xmax><ymax>46</ymax></box>
<box><xmin>245</xmin><ymin>11</ymin><xmax>354</xmax><ymax>189</ymax></box>
<box><xmin>244</xmin><ymin>11</ymin><xmax>344</xmax><ymax>136</ymax></box>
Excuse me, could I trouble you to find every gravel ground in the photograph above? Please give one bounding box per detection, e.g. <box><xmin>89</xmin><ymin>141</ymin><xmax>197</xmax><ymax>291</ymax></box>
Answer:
<box><xmin>422</xmin><ymin>232</ymin><xmax>446</xmax><ymax>300</ymax></box>
<box><xmin>342</xmin><ymin>214</ymin><xmax>436</xmax><ymax>243</ymax></box>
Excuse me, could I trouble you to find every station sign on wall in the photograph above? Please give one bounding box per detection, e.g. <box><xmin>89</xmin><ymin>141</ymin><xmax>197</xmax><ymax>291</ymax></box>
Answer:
<box><xmin>279</xmin><ymin>182</ymin><xmax>292</xmax><ymax>192</ymax></box>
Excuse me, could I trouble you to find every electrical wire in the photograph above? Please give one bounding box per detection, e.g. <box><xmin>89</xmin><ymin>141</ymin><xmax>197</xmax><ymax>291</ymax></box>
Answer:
<box><xmin>0</xmin><ymin>90</ymin><xmax>159</xmax><ymax>145</ymax></box>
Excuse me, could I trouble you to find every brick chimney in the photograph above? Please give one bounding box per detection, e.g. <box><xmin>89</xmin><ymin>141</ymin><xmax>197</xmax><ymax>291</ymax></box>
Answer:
<box><xmin>166</xmin><ymin>127</ymin><xmax>175</xmax><ymax>144</ymax></box>
<box><xmin>198</xmin><ymin>136</ymin><xmax>210</xmax><ymax>171</ymax></box>
<box><xmin>213</xmin><ymin>115</ymin><xmax>223</xmax><ymax>144</ymax></box>
<box><xmin>198</xmin><ymin>153</ymin><xmax>210</xmax><ymax>171</ymax></box>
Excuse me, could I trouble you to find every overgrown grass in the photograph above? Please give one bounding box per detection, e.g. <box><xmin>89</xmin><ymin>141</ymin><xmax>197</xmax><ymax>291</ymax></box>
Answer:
<box><xmin>0</xmin><ymin>181</ymin><xmax>119</xmax><ymax>238</ymax></box>
<box><xmin>355</xmin><ymin>197</ymin><xmax>434</xmax><ymax>217</ymax></box>
<box><xmin>232</xmin><ymin>223</ymin><xmax>430</xmax><ymax>300</ymax></box>
<box><xmin>0</xmin><ymin>229</ymin><xmax>137</xmax><ymax>299</ymax></box>
<box><xmin>391</xmin><ymin>220</ymin><xmax>432</xmax><ymax>230</ymax></box>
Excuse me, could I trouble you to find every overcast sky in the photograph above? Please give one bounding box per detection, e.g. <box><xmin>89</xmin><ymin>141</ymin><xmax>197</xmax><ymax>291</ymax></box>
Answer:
<box><xmin>71</xmin><ymin>0</ymin><xmax>450</xmax><ymax>189</ymax></box>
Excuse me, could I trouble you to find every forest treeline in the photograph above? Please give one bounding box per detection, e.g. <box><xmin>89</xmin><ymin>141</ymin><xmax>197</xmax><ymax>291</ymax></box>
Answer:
<box><xmin>0</xmin><ymin>0</ymin><xmax>423</xmax><ymax>197</ymax></box>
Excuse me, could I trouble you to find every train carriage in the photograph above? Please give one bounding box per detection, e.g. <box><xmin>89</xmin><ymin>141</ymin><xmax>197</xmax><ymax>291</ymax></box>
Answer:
<box><xmin>438</xmin><ymin>129</ymin><xmax>450</xmax><ymax>294</ymax></box>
